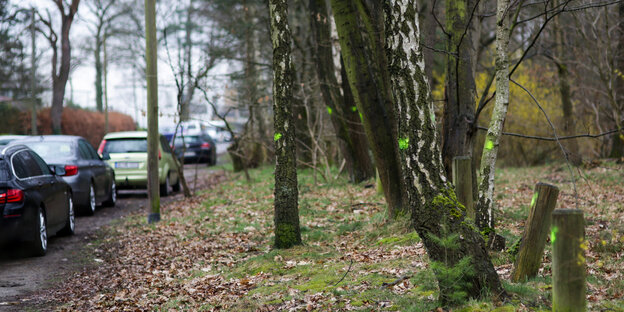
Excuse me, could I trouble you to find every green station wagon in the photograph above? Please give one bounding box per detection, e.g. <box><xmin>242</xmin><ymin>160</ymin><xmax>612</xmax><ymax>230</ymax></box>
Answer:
<box><xmin>97</xmin><ymin>131</ymin><xmax>180</xmax><ymax>196</ymax></box>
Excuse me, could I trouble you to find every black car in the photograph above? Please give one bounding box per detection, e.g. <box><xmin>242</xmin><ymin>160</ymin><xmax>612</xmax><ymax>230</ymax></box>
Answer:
<box><xmin>10</xmin><ymin>136</ymin><xmax>116</xmax><ymax>215</ymax></box>
<box><xmin>171</xmin><ymin>134</ymin><xmax>217</xmax><ymax>165</ymax></box>
<box><xmin>0</xmin><ymin>144</ymin><xmax>74</xmax><ymax>256</ymax></box>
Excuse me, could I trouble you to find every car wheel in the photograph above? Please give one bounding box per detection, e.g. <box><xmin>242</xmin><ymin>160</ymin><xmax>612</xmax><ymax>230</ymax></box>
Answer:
<box><xmin>160</xmin><ymin>174</ymin><xmax>170</xmax><ymax>197</ymax></box>
<box><xmin>29</xmin><ymin>206</ymin><xmax>47</xmax><ymax>257</ymax></box>
<box><xmin>172</xmin><ymin>174</ymin><xmax>181</xmax><ymax>192</ymax></box>
<box><xmin>59</xmin><ymin>193</ymin><xmax>75</xmax><ymax>236</ymax></box>
<box><xmin>103</xmin><ymin>179</ymin><xmax>117</xmax><ymax>207</ymax></box>
<box><xmin>84</xmin><ymin>183</ymin><xmax>96</xmax><ymax>216</ymax></box>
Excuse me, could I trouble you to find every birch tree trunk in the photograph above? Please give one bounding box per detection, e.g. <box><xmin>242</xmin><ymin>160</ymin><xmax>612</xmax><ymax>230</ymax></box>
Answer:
<box><xmin>475</xmin><ymin>0</ymin><xmax>511</xmax><ymax>239</ymax></box>
<box><xmin>385</xmin><ymin>0</ymin><xmax>506</xmax><ymax>305</ymax></box>
<box><xmin>331</xmin><ymin>0</ymin><xmax>405</xmax><ymax>217</ymax></box>
<box><xmin>309</xmin><ymin>0</ymin><xmax>374</xmax><ymax>183</ymax></box>
<box><xmin>269</xmin><ymin>0</ymin><xmax>302</xmax><ymax>249</ymax></box>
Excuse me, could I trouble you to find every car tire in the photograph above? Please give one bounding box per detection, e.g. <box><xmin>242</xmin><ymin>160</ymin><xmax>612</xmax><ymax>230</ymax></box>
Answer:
<box><xmin>29</xmin><ymin>206</ymin><xmax>48</xmax><ymax>257</ymax></box>
<box><xmin>160</xmin><ymin>174</ymin><xmax>170</xmax><ymax>197</ymax></box>
<box><xmin>103</xmin><ymin>179</ymin><xmax>117</xmax><ymax>207</ymax></box>
<box><xmin>58</xmin><ymin>193</ymin><xmax>75</xmax><ymax>236</ymax></box>
<box><xmin>84</xmin><ymin>183</ymin><xmax>96</xmax><ymax>216</ymax></box>
<box><xmin>172</xmin><ymin>174</ymin><xmax>181</xmax><ymax>192</ymax></box>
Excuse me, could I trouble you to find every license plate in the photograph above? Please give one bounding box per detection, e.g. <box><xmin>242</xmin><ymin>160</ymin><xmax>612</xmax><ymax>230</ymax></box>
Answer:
<box><xmin>115</xmin><ymin>162</ymin><xmax>140</xmax><ymax>168</ymax></box>
<box><xmin>184</xmin><ymin>152</ymin><xmax>195</xmax><ymax>157</ymax></box>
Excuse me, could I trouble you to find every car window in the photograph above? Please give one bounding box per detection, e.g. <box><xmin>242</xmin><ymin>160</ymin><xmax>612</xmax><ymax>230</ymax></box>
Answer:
<box><xmin>30</xmin><ymin>151</ymin><xmax>52</xmax><ymax>175</ymax></box>
<box><xmin>78</xmin><ymin>140</ymin><xmax>99</xmax><ymax>160</ymax></box>
<box><xmin>173</xmin><ymin>135</ymin><xmax>200</xmax><ymax>146</ymax></box>
<box><xmin>12</xmin><ymin>150</ymin><xmax>43</xmax><ymax>178</ymax></box>
<box><xmin>24</xmin><ymin>142</ymin><xmax>75</xmax><ymax>161</ymax></box>
<box><xmin>103</xmin><ymin>139</ymin><xmax>148</xmax><ymax>153</ymax></box>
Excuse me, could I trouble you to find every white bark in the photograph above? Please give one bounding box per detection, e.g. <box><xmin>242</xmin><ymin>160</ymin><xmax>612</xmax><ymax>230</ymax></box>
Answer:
<box><xmin>477</xmin><ymin>0</ymin><xmax>511</xmax><ymax>232</ymax></box>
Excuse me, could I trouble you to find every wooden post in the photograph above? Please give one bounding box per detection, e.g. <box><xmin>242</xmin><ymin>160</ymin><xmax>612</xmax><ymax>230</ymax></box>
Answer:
<box><xmin>452</xmin><ymin>156</ymin><xmax>474</xmax><ymax>219</ymax></box>
<box><xmin>511</xmin><ymin>182</ymin><xmax>559</xmax><ymax>282</ymax></box>
<box><xmin>552</xmin><ymin>209</ymin><xmax>586</xmax><ymax>312</ymax></box>
<box><xmin>145</xmin><ymin>0</ymin><xmax>160</xmax><ymax>224</ymax></box>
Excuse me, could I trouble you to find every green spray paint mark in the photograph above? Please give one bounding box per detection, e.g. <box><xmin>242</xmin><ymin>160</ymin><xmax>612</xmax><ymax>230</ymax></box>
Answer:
<box><xmin>326</xmin><ymin>106</ymin><xmax>333</xmax><ymax>115</ymax></box>
<box><xmin>359</xmin><ymin>112</ymin><xmax>363</xmax><ymax>122</ymax></box>
<box><xmin>274</xmin><ymin>133</ymin><xmax>283</xmax><ymax>141</ymax></box>
<box><xmin>531</xmin><ymin>192</ymin><xmax>538</xmax><ymax>208</ymax></box>
<box><xmin>551</xmin><ymin>226</ymin><xmax>558</xmax><ymax>244</ymax></box>
<box><xmin>351</xmin><ymin>106</ymin><xmax>357</xmax><ymax>112</ymax></box>
<box><xmin>485</xmin><ymin>139</ymin><xmax>494</xmax><ymax>150</ymax></box>
<box><xmin>430</xmin><ymin>112</ymin><xmax>435</xmax><ymax>123</ymax></box>
<box><xmin>398</xmin><ymin>138</ymin><xmax>409</xmax><ymax>150</ymax></box>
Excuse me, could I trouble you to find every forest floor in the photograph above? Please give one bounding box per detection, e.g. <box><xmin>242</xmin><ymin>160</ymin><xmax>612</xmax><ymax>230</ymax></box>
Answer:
<box><xmin>33</xmin><ymin>160</ymin><xmax>624</xmax><ymax>311</ymax></box>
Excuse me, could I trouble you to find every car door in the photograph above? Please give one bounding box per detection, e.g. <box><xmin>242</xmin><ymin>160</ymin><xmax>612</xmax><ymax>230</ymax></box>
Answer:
<box><xmin>79</xmin><ymin>140</ymin><xmax>107</xmax><ymax>201</ymax></box>
<box><xmin>28</xmin><ymin>150</ymin><xmax>66</xmax><ymax>230</ymax></box>
<box><xmin>159</xmin><ymin>135</ymin><xmax>178</xmax><ymax>183</ymax></box>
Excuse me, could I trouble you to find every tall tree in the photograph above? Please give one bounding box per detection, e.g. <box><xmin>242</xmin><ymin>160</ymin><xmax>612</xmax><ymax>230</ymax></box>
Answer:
<box><xmin>331</xmin><ymin>0</ymin><xmax>405</xmax><ymax>217</ymax></box>
<box><xmin>384</xmin><ymin>0</ymin><xmax>505</xmax><ymax>304</ymax></box>
<box><xmin>476</xmin><ymin>0</ymin><xmax>512</xmax><ymax>239</ymax></box>
<box><xmin>611</xmin><ymin>2</ymin><xmax>624</xmax><ymax>158</ymax></box>
<box><xmin>309</xmin><ymin>0</ymin><xmax>374</xmax><ymax>183</ymax></box>
<box><xmin>441</xmin><ymin>0</ymin><xmax>478</xmax><ymax>178</ymax></box>
<box><xmin>269</xmin><ymin>0</ymin><xmax>301</xmax><ymax>249</ymax></box>
<box><xmin>38</xmin><ymin>0</ymin><xmax>80</xmax><ymax>134</ymax></box>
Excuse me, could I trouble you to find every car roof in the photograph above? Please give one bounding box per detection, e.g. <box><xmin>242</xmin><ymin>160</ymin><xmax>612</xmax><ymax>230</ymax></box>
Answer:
<box><xmin>0</xmin><ymin>144</ymin><xmax>32</xmax><ymax>159</ymax></box>
<box><xmin>103</xmin><ymin>131</ymin><xmax>150</xmax><ymax>139</ymax></box>
<box><xmin>14</xmin><ymin>135</ymin><xmax>82</xmax><ymax>143</ymax></box>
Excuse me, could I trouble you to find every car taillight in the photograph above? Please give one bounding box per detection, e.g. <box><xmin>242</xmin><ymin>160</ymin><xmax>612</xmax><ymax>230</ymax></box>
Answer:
<box><xmin>97</xmin><ymin>139</ymin><xmax>106</xmax><ymax>156</ymax></box>
<box><xmin>200</xmin><ymin>142</ymin><xmax>211</xmax><ymax>149</ymax></box>
<box><xmin>64</xmin><ymin>165</ymin><xmax>78</xmax><ymax>176</ymax></box>
<box><xmin>0</xmin><ymin>189</ymin><xmax>24</xmax><ymax>204</ymax></box>
<box><xmin>158</xmin><ymin>149</ymin><xmax>162</xmax><ymax>160</ymax></box>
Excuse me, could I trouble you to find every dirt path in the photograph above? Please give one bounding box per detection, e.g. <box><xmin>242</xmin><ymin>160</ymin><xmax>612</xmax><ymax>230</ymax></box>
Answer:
<box><xmin>0</xmin><ymin>164</ymin><xmax>217</xmax><ymax>311</ymax></box>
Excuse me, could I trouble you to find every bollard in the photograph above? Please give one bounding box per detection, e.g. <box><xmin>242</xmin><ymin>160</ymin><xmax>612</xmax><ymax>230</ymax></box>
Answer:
<box><xmin>511</xmin><ymin>183</ymin><xmax>559</xmax><ymax>282</ymax></box>
<box><xmin>452</xmin><ymin>156</ymin><xmax>474</xmax><ymax>219</ymax></box>
<box><xmin>552</xmin><ymin>209</ymin><xmax>586</xmax><ymax>312</ymax></box>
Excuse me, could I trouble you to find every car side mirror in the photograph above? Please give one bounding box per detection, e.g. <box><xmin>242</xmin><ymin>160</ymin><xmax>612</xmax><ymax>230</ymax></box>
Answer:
<box><xmin>51</xmin><ymin>165</ymin><xmax>66</xmax><ymax>176</ymax></box>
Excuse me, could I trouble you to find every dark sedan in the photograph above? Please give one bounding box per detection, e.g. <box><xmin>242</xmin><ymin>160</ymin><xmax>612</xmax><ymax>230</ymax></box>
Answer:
<box><xmin>171</xmin><ymin>134</ymin><xmax>217</xmax><ymax>165</ymax></box>
<box><xmin>0</xmin><ymin>144</ymin><xmax>74</xmax><ymax>256</ymax></box>
<box><xmin>10</xmin><ymin>136</ymin><xmax>116</xmax><ymax>215</ymax></box>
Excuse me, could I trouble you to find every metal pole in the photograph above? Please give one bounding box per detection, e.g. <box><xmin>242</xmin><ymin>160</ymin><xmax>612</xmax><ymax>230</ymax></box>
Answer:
<box><xmin>30</xmin><ymin>7</ymin><xmax>37</xmax><ymax>135</ymax></box>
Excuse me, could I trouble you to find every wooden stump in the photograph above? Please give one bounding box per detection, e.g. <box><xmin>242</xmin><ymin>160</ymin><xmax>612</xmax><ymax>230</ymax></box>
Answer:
<box><xmin>552</xmin><ymin>209</ymin><xmax>586</xmax><ymax>312</ymax></box>
<box><xmin>511</xmin><ymin>183</ymin><xmax>559</xmax><ymax>282</ymax></box>
<box><xmin>452</xmin><ymin>156</ymin><xmax>474</xmax><ymax>219</ymax></box>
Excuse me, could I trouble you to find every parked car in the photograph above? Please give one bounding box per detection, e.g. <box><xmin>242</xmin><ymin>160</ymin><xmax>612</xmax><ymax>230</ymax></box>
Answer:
<box><xmin>171</xmin><ymin>133</ymin><xmax>217</xmax><ymax>165</ymax></box>
<box><xmin>0</xmin><ymin>144</ymin><xmax>74</xmax><ymax>256</ymax></box>
<box><xmin>10</xmin><ymin>136</ymin><xmax>117</xmax><ymax>215</ymax></box>
<box><xmin>0</xmin><ymin>135</ymin><xmax>27</xmax><ymax>146</ymax></box>
<box><xmin>97</xmin><ymin>131</ymin><xmax>180</xmax><ymax>196</ymax></box>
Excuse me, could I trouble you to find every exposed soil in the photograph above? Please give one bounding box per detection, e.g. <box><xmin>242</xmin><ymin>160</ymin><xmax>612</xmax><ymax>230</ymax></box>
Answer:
<box><xmin>0</xmin><ymin>164</ymin><xmax>218</xmax><ymax>311</ymax></box>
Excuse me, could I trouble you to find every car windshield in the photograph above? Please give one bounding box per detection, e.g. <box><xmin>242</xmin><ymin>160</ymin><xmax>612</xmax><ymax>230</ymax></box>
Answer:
<box><xmin>104</xmin><ymin>138</ymin><xmax>147</xmax><ymax>153</ymax></box>
<box><xmin>173</xmin><ymin>135</ymin><xmax>201</xmax><ymax>146</ymax></box>
<box><xmin>0</xmin><ymin>160</ymin><xmax>9</xmax><ymax>181</ymax></box>
<box><xmin>24</xmin><ymin>142</ymin><xmax>75</xmax><ymax>161</ymax></box>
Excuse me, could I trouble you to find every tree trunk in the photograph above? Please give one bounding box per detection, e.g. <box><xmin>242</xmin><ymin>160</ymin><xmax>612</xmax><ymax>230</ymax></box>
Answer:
<box><xmin>475</xmin><ymin>0</ymin><xmax>511</xmax><ymax>240</ymax></box>
<box><xmin>50</xmin><ymin>1</ymin><xmax>79</xmax><ymax>135</ymax></box>
<box><xmin>553</xmin><ymin>0</ymin><xmax>581</xmax><ymax>165</ymax></box>
<box><xmin>94</xmin><ymin>37</ymin><xmax>103</xmax><ymax>112</ymax></box>
<box><xmin>310</xmin><ymin>0</ymin><xmax>374</xmax><ymax>183</ymax></box>
<box><xmin>145</xmin><ymin>0</ymin><xmax>160</xmax><ymax>224</ymax></box>
<box><xmin>416</xmin><ymin>0</ymin><xmax>437</xmax><ymax>87</ymax></box>
<box><xmin>270</xmin><ymin>0</ymin><xmax>301</xmax><ymax>249</ymax></box>
<box><xmin>442</xmin><ymin>0</ymin><xmax>478</xmax><ymax>178</ymax></box>
<box><xmin>610</xmin><ymin>2</ymin><xmax>624</xmax><ymax>158</ymax></box>
<box><xmin>330</xmin><ymin>0</ymin><xmax>405</xmax><ymax>217</ymax></box>
<box><xmin>384</xmin><ymin>1</ymin><xmax>506</xmax><ymax>305</ymax></box>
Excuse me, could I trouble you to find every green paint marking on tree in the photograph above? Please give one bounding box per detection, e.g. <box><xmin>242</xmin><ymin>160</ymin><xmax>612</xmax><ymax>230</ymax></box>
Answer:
<box><xmin>326</xmin><ymin>106</ymin><xmax>333</xmax><ymax>115</ymax></box>
<box><xmin>551</xmin><ymin>226</ymin><xmax>558</xmax><ymax>244</ymax></box>
<box><xmin>398</xmin><ymin>137</ymin><xmax>409</xmax><ymax>150</ymax></box>
<box><xmin>485</xmin><ymin>139</ymin><xmax>494</xmax><ymax>150</ymax></box>
<box><xmin>531</xmin><ymin>192</ymin><xmax>538</xmax><ymax>208</ymax></box>
<box><xmin>430</xmin><ymin>112</ymin><xmax>435</xmax><ymax>123</ymax></box>
<box><xmin>274</xmin><ymin>133</ymin><xmax>283</xmax><ymax>141</ymax></box>
<box><xmin>359</xmin><ymin>112</ymin><xmax>363</xmax><ymax>122</ymax></box>
<box><xmin>351</xmin><ymin>106</ymin><xmax>357</xmax><ymax>112</ymax></box>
